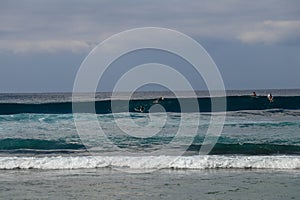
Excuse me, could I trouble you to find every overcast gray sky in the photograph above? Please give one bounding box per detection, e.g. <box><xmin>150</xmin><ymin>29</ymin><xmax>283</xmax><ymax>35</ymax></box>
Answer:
<box><xmin>0</xmin><ymin>0</ymin><xmax>299</xmax><ymax>92</ymax></box>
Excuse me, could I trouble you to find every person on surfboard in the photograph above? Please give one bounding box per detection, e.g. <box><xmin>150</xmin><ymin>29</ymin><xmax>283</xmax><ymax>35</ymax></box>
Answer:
<box><xmin>134</xmin><ymin>106</ymin><xmax>145</xmax><ymax>112</ymax></box>
<box><xmin>267</xmin><ymin>93</ymin><xmax>273</xmax><ymax>102</ymax></box>
<box><xmin>153</xmin><ymin>96</ymin><xmax>164</xmax><ymax>104</ymax></box>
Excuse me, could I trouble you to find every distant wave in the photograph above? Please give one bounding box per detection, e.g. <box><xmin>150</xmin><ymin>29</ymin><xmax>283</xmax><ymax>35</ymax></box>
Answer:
<box><xmin>1</xmin><ymin>138</ymin><xmax>299</xmax><ymax>156</ymax></box>
<box><xmin>0</xmin><ymin>138</ymin><xmax>85</xmax><ymax>152</ymax></box>
<box><xmin>0</xmin><ymin>155</ymin><xmax>299</xmax><ymax>170</ymax></box>
<box><xmin>0</xmin><ymin>96</ymin><xmax>300</xmax><ymax>114</ymax></box>
<box><xmin>188</xmin><ymin>143</ymin><xmax>300</xmax><ymax>155</ymax></box>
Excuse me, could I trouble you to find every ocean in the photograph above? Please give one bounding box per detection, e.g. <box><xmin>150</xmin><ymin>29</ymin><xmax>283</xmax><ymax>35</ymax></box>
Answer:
<box><xmin>0</xmin><ymin>89</ymin><xmax>299</xmax><ymax>199</ymax></box>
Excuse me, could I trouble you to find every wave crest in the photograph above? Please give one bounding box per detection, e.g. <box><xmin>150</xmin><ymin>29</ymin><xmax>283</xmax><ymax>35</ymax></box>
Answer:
<box><xmin>0</xmin><ymin>155</ymin><xmax>299</xmax><ymax>170</ymax></box>
<box><xmin>0</xmin><ymin>96</ymin><xmax>300</xmax><ymax>114</ymax></box>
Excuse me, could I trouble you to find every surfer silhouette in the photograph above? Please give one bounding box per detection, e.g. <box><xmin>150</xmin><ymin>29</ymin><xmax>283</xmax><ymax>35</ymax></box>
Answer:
<box><xmin>134</xmin><ymin>106</ymin><xmax>145</xmax><ymax>112</ymax></box>
<box><xmin>267</xmin><ymin>93</ymin><xmax>273</xmax><ymax>102</ymax></box>
<box><xmin>252</xmin><ymin>92</ymin><xmax>257</xmax><ymax>97</ymax></box>
<box><xmin>153</xmin><ymin>96</ymin><xmax>164</xmax><ymax>104</ymax></box>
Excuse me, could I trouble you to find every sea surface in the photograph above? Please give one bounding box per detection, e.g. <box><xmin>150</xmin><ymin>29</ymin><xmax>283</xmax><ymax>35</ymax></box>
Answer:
<box><xmin>0</xmin><ymin>89</ymin><xmax>299</xmax><ymax>199</ymax></box>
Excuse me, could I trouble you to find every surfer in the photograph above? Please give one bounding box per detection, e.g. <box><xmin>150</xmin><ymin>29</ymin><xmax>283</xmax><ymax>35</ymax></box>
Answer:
<box><xmin>153</xmin><ymin>96</ymin><xmax>164</xmax><ymax>104</ymax></box>
<box><xmin>267</xmin><ymin>93</ymin><xmax>273</xmax><ymax>102</ymax></box>
<box><xmin>135</xmin><ymin>106</ymin><xmax>145</xmax><ymax>112</ymax></box>
<box><xmin>252</xmin><ymin>92</ymin><xmax>257</xmax><ymax>97</ymax></box>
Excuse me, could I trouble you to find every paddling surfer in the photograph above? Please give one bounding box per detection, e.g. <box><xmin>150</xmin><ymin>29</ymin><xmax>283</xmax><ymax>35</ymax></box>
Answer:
<box><xmin>134</xmin><ymin>106</ymin><xmax>145</xmax><ymax>112</ymax></box>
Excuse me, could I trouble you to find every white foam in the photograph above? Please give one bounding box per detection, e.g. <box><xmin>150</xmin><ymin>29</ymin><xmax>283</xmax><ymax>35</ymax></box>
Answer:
<box><xmin>0</xmin><ymin>155</ymin><xmax>299</xmax><ymax>170</ymax></box>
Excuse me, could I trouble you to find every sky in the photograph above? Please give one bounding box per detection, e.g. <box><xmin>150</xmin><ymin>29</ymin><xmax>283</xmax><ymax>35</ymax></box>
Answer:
<box><xmin>0</xmin><ymin>0</ymin><xmax>300</xmax><ymax>92</ymax></box>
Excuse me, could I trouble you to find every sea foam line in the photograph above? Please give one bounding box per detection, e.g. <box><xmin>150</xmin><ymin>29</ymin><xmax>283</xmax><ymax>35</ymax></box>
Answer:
<box><xmin>0</xmin><ymin>155</ymin><xmax>299</xmax><ymax>170</ymax></box>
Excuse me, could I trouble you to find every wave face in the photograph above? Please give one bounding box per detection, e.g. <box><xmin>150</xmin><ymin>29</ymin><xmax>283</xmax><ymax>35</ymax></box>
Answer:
<box><xmin>0</xmin><ymin>138</ymin><xmax>85</xmax><ymax>152</ymax></box>
<box><xmin>0</xmin><ymin>138</ymin><xmax>299</xmax><ymax>155</ymax></box>
<box><xmin>0</xmin><ymin>96</ymin><xmax>300</xmax><ymax>114</ymax></box>
<box><xmin>0</xmin><ymin>155</ymin><xmax>299</xmax><ymax>170</ymax></box>
<box><xmin>188</xmin><ymin>143</ymin><xmax>300</xmax><ymax>155</ymax></box>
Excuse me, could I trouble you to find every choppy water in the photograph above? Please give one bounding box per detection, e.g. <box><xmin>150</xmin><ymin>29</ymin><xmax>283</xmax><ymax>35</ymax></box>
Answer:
<box><xmin>0</xmin><ymin>90</ymin><xmax>299</xmax><ymax>170</ymax></box>
<box><xmin>0</xmin><ymin>90</ymin><xmax>299</xmax><ymax>199</ymax></box>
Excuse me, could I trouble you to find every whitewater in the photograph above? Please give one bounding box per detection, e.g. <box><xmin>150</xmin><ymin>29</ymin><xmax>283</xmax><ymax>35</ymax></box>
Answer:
<box><xmin>0</xmin><ymin>91</ymin><xmax>299</xmax><ymax>200</ymax></box>
<box><xmin>0</xmin><ymin>91</ymin><xmax>299</xmax><ymax>171</ymax></box>
<box><xmin>0</xmin><ymin>155</ymin><xmax>299</xmax><ymax>170</ymax></box>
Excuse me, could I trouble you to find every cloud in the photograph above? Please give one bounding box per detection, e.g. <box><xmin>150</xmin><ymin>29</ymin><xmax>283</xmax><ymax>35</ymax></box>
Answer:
<box><xmin>238</xmin><ymin>20</ymin><xmax>300</xmax><ymax>44</ymax></box>
<box><xmin>0</xmin><ymin>40</ymin><xmax>93</xmax><ymax>54</ymax></box>
<box><xmin>0</xmin><ymin>0</ymin><xmax>299</xmax><ymax>53</ymax></box>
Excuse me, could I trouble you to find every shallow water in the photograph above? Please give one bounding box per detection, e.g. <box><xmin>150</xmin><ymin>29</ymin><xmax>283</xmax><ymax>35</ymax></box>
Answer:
<box><xmin>0</xmin><ymin>169</ymin><xmax>299</xmax><ymax>200</ymax></box>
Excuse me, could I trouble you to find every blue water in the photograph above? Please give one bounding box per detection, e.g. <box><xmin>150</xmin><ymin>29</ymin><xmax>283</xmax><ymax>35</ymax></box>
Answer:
<box><xmin>0</xmin><ymin>90</ymin><xmax>299</xmax><ymax>199</ymax></box>
<box><xmin>0</xmin><ymin>90</ymin><xmax>299</xmax><ymax>170</ymax></box>
<box><xmin>1</xmin><ymin>94</ymin><xmax>300</xmax><ymax>114</ymax></box>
